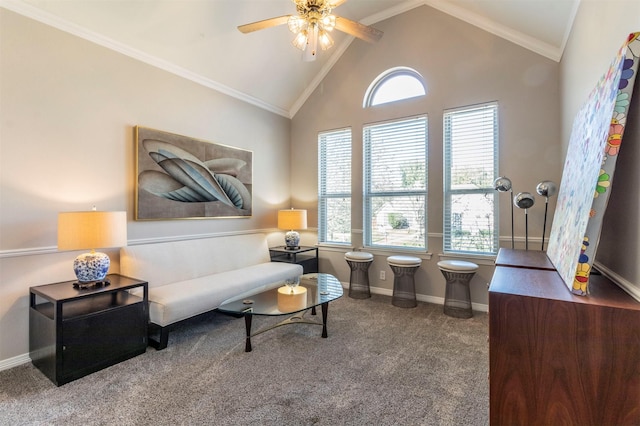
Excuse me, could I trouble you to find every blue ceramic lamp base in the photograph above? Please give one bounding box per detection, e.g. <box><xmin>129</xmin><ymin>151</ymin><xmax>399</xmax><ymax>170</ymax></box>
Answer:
<box><xmin>72</xmin><ymin>251</ymin><xmax>111</xmax><ymax>288</ymax></box>
<box><xmin>285</xmin><ymin>230</ymin><xmax>300</xmax><ymax>250</ymax></box>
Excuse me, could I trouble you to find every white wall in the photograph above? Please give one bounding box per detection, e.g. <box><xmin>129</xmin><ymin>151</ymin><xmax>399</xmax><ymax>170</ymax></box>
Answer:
<box><xmin>291</xmin><ymin>5</ymin><xmax>562</xmax><ymax>305</ymax></box>
<box><xmin>0</xmin><ymin>10</ymin><xmax>292</xmax><ymax>365</ymax></box>
<box><xmin>560</xmin><ymin>0</ymin><xmax>640</xmax><ymax>298</ymax></box>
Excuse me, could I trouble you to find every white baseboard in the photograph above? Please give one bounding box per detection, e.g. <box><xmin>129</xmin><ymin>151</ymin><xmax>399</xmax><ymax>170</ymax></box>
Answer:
<box><xmin>0</xmin><ymin>353</ymin><xmax>30</xmax><ymax>372</ymax></box>
<box><xmin>346</xmin><ymin>282</ymin><xmax>489</xmax><ymax>313</ymax></box>
<box><xmin>594</xmin><ymin>261</ymin><xmax>640</xmax><ymax>302</ymax></box>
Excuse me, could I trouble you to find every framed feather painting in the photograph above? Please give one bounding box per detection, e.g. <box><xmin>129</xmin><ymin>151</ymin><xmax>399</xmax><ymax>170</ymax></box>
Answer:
<box><xmin>135</xmin><ymin>126</ymin><xmax>252</xmax><ymax>220</ymax></box>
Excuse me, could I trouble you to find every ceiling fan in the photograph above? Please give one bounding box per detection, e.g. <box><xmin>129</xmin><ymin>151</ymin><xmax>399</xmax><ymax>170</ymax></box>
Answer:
<box><xmin>237</xmin><ymin>0</ymin><xmax>383</xmax><ymax>61</ymax></box>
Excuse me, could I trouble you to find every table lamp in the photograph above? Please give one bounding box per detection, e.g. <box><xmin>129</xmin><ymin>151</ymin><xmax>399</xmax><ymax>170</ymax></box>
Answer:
<box><xmin>58</xmin><ymin>208</ymin><xmax>127</xmax><ymax>288</ymax></box>
<box><xmin>277</xmin><ymin>208</ymin><xmax>307</xmax><ymax>250</ymax></box>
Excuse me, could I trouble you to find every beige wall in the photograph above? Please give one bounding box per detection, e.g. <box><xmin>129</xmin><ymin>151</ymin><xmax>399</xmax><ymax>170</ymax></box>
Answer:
<box><xmin>560</xmin><ymin>1</ymin><xmax>640</xmax><ymax>298</ymax></box>
<box><xmin>3</xmin><ymin>1</ymin><xmax>637</xmax><ymax>369</ymax></box>
<box><xmin>0</xmin><ymin>10</ymin><xmax>291</xmax><ymax>364</ymax></box>
<box><xmin>291</xmin><ymin>5</ymin><xmax>562</xmax><ymax>303</ymax></box>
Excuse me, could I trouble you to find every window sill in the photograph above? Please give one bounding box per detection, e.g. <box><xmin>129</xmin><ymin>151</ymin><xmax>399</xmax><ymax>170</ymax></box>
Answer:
<box><xmin>318</xmin><ymin>243</ymin><xmax>354</xmax><ymax>253</ymax></box>
<box><xmin>438</xmin><ymin>252</ymin><xmax>496</xmax><ymax>266</ymax></box>
<box><xmin>317</xmin><ymin>244</ymin><xmax>433</xmax><ymax>260</ymax></box>
<box><xmin>362</xmin><ymin>247</ymin><xmax>432</xmax><ymax>260</ymax></box>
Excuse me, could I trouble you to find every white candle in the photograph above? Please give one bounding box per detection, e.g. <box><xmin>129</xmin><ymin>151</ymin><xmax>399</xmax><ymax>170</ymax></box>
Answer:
<box><xmin>277</xmin><ymin>286</ymin><xmax>307</xmax><ymax>312</ymax></box>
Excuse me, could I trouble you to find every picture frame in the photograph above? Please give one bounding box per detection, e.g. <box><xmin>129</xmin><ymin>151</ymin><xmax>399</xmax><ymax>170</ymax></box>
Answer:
<box><xmin>135</xmin><ymin>126</ymin><xmax>253</xmax><ymax>220</ymax></box>
<box><xmin>547</xmin><ymin>33</ymin><xmax>639</xmax><ymax>294</ymax></box>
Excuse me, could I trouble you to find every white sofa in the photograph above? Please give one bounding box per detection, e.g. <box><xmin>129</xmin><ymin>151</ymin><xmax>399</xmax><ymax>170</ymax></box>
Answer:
<box><xmin>120</xmin><ymin>233</ymin><xmax>303</xmax><ymax>349</ymax></box>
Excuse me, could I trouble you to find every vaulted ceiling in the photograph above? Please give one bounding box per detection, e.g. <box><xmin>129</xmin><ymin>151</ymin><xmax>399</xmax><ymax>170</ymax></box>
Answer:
<box><xmin>3</xmin><ymin>0</ymin><xmax>580</xmax><ymax>117</ymax></box>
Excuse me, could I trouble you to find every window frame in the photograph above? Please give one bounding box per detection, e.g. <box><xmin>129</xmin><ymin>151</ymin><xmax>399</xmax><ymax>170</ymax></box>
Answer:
<box><xmin>363</xmin><ymin>67</ymin><xmax>426</xmax><ymax>108</ymax></box>
<box><xmin>443</xmin><ymin>102</ymin><xmax>499</xmax><ymax>255</ymax></box>
<box><xmin>318</xmin><ymin>127</ymin><xmax>352</xmax><ymax>245</ymax></box>
<box><xmin>363</xmin><ymin>115</ymin><xmax>428</xmax><ymax>251</ymax></box>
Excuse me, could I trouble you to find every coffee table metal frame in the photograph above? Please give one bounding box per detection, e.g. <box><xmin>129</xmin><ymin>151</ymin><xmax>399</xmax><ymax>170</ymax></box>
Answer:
<box><xmin>217</xmin><ymin>273</ymin><xmax>343</xmax><ymax>352</ymax></box>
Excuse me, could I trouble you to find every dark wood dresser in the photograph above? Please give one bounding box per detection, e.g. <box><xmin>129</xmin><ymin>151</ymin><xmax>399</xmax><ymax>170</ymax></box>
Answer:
<box><xmin>489</xmin><ymin>249</ymin><xmax>640</xmax><ymax>425</ymax></box>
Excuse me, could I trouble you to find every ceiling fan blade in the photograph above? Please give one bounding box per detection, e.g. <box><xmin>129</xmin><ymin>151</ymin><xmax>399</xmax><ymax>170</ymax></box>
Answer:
<box><xmin>237</xmin><ymin>15</ymin><xmax>291</xmax><ymax>34</ymax></box>
<box><xmin>334</xmin><ymin>17</ymin><xmax>383</xmax><ymax>43</ymax></box>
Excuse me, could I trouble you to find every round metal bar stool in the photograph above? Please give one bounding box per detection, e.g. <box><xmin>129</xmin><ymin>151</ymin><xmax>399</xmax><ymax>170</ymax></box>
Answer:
<box><xmin>387</xmin><ymin>255</ymin><xmax>422</xmax><ymax>308</ymax></box>
<box><xmin>345</xmin><ymin>251</ymin><xmax>374</xmax><ymax>299</ymax></box>
<box><xmin>437</xmin><ymin>260</ymin><xmax>479</xmax><ymax>318</ymax></box>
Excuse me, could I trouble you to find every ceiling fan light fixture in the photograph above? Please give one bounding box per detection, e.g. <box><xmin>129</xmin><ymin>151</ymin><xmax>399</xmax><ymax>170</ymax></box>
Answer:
<box><xmin>320</xmin><ymin>14</ymin><xmax>336</xmax><ymax>31</ymax></box>
<box><xmin>288</xmin><ymin>15</ymin><xmax>307</xmax><ymax>34</ymax></box>
<box><xmin>303</xmin><ymin>24</ymin><xmax>319</xmax><ymax>61</ymax></box>
<box><xmin>238</xmin><ymin>0</ymin><xmax>383</xmax><ymax>61</ymax></box>
<box><xmin>292</xmin><ymin>30</ymin><xmax>309</xmax><ymax>50</ymax></box>
<box><xmin>318</xmin><ymin>29</ymin><xmax>334</xmax><ymax>50</ymax></box>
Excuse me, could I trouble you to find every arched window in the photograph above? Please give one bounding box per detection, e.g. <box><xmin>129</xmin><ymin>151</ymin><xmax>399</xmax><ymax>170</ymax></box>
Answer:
<box><xmin>363</xmin><ymin>67</ymin><xmax>426</xmax><ymax>107</ymax></box>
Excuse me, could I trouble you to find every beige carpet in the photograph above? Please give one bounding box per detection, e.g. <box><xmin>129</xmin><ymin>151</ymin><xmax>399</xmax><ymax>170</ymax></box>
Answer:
<box><xmin>0</xmin><ymin>294</ymin><xmax>489</xmax><ymax>425</ymax></box>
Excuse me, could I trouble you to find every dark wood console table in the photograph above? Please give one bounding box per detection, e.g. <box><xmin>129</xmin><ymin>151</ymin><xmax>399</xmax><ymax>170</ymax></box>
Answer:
<box><xmin>269</xmin><ymin>245</ymin><xmax>318</xmax><ymax>274</ymax></box>
<box><xmin>29</xmin><ymin>274</ymin><xmax>148</xmax><ymax>386</ymax></box>
<box><xmin>494</xmin><ymin>247</ymin><xmax>555</xmax><ymax>270</ymax></box>
<box><xmin>489</xmin><ymin>249</ymin><xmax>640</xmax><ymax>425</ymax></box>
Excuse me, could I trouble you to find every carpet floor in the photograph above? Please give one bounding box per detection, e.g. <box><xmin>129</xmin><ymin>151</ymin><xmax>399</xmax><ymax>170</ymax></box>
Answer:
<box><xmin>0</xmin><ymin>294</ymin><xmax>489</xmax><ymax>425</ymax></box>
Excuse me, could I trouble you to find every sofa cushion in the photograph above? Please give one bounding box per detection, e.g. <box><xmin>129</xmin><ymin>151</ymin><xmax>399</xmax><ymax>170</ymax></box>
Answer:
<box><xmin>120</xmin><ymin>233</ymin><xmax>272</xmax><ymax>288</ymax></box>
<box><xmin>145</xmin><ymin>262</ymin><xmax>303</xmax><ymax>326</ymax></box>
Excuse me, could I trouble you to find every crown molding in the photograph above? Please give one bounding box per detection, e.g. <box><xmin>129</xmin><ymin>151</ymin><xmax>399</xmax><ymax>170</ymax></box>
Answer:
<box><xmin>3</xmin><ymin>0</ymin><xmax>574</xmax><ymax>119</ymax></box>
<box><xmin>557</xmin><ymin>0</ymin><xmax>581</xmax><ymax>62</ymax></box>
<box><xmin>0</xmin><ymin>0</ymin><xmax>291</xmax><ymax>118</ymax></box>
<box><xmin>423</xmin><ymin>0</ymin><xmax>564</xmax><ymax>62</ymax></box>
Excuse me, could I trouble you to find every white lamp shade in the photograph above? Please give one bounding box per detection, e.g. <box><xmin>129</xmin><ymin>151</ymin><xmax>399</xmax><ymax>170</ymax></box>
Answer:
<box><xmin>277</xmin><ymin>209</ymin><xmax>307</xmax><ymax>231</ymax></box>
<box><xmin>58</xmin><ymin>211</ymin><xmax>127</xmax><ymax>251</ymax></box>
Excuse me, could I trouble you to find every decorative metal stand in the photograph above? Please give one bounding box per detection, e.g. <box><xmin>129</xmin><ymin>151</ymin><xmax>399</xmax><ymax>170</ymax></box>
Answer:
<box><xmin>536</xmin><ymin>180</ymin><xmax>557</xmax><ymax>250</ymax></box>
<box><xmin>514</xmin><ymin>192</ymin><xmax>535</xmax><ymax>250</ymax></box>
<box><xmin>493</xmin><ymin>176</ymin><xmax>514</xmax><ymax>249</ymax></box>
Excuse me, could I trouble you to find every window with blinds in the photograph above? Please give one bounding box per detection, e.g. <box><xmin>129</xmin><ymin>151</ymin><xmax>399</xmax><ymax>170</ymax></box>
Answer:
<box><xmin>364</xmin><ymin>115</ymin><xmax>427</xmax><ymax>250</ymax></box>
<box><xmin>318</xmin><ymin>128</ymin><xmax>351</xmax><ymax>244</ymax></box>
<box><xmin>443</xmin><ymin>102</ymin><xmax>499</xmax><ymax>254</ymax></box>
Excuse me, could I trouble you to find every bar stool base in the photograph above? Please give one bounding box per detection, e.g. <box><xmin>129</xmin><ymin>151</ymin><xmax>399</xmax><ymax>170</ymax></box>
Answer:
<box><xmin>345</xmin><ymin>252</ymin><xmax>374</xmax><ymax>299</ymax></box>
<box><xmin>387</xmin><ymin>256</ymin><xmax>422</xmax><ymax>309</ymax></box>
<box><xmin>438</xmin><ymin>261</ymin><xmax>478</xmax><ymax>319</ymax></box>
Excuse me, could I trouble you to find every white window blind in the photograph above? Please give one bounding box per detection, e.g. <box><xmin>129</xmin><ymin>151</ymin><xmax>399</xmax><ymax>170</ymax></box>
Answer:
<box><xmin>443</xmin><ymin>102</ymin><xmax>499</xmax><ymax>254</ymax></box>
<box><xmin>318</xmin><ymin>128</ymin><xmax>351</xmax><ymax>244</ymax></box>
<box><xmin>364</xmin><ymin>115</ymin><xmax>427</xmax><ymax>250</ymax></box>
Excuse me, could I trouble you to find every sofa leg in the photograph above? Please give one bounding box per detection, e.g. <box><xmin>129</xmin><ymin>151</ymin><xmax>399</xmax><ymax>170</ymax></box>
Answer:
<box><xmin>148</xmin><ymin>324</ymin><xmax>169</xmax><ymax>350</ymax></box>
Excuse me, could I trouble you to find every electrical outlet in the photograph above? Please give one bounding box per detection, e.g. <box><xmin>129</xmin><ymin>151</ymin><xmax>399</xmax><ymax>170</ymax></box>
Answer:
<box><xmin>379</xmin><ymin>270</ymin><xmax>386</xmax><ymax>280</ymax></box>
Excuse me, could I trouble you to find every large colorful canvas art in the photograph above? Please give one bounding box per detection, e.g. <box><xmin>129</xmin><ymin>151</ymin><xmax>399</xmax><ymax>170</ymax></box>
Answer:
<box><xmin>547</xmin><ymin>33</ymin><xmax>640</xmax><ymax>294</ymax></box>
<box><xmin>135</xmin><ymin>126</ymin><xmax>253</xmax><ymax>220</ymax></box>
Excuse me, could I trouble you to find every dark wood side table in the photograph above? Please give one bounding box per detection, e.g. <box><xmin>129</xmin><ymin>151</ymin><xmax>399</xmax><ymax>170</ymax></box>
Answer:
<box><xmin>29</xmin><ymin>274</ymin><xmax>148</xmax><ymax>386</ymax></box>
<box><xmin>269</xmin><ymin>245</ymin><xmax>318</xmax><ymax>274</ymax></box>
<box><xmin>489</xmin><ymin>250</ymin><xmax>640</xmax><ymax>425</ymax></box>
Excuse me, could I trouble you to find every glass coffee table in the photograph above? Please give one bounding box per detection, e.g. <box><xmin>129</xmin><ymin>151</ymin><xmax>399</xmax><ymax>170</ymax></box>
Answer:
<box><xmin>217</xmin><ymin>273</ymin><xmax>343</xmax><ymax>352</ymax></box>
